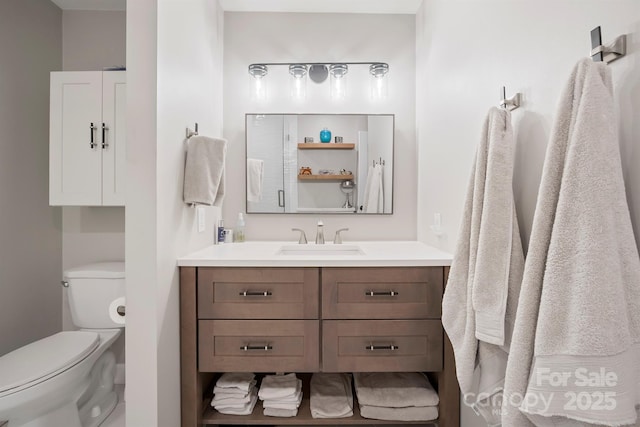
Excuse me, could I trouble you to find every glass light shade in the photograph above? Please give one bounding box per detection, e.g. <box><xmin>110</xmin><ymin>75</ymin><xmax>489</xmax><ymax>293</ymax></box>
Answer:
<box><xmin>248</xmin><ymin>64</ymin><xmax>267</xmax><ymax>101</ymax></box>
<box><xmin>289</xmin><ymin>64</ymin><xmax>307</xmax><ymax>100</ymax></box>
<box><xmin>330</xmin><ymin>64</ymin><xmax>348</xmax><ymax>100</ymax></box>
<box><xmin>370</xmin><ymin>63</ymin><xmax>389</xmax><ymax>100</ymax></box>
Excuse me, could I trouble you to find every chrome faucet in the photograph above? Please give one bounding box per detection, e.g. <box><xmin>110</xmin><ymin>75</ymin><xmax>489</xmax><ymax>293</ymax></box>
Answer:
<box><xmin>315</xmin><ymin>221</ymin><xmax>325</xmax><ymax>244</ymax></box>
<box><xmin>291</xmin><ymin>228</ymin><xmax>307</xmax><ymax>244</ymax></box>
<box><xmin>333</xmin><ymin>228</ymin><xmax>349</xmax><ymax>244</ymax></box>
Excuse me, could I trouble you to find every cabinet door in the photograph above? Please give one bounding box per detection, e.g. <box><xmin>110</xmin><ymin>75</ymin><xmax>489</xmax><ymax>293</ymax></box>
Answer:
<box><xmin>50</xmin><ymin>71</ymin><xmax>103</xmax><ymax>206</ymax></box>
<box><xmin>101</xmin><ymin>71</ymin><xmax>126</xmax><ymax>206</ymax></box>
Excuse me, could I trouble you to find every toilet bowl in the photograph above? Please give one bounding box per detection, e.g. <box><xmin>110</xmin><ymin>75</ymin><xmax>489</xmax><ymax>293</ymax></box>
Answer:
<box><xmin>0</xmin><ymin>262</ymin><xmax>125</xmax><ymax>427</ymax></box>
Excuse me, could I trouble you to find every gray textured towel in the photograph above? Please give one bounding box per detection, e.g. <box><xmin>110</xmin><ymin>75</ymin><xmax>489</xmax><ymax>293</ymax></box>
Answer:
<box><xmin>359</xmin><ymin>404</ymin><xmax>438</xmax><ymax>422</ymax></box>
<box><xmin>441</xmin><ymin>107</ymin><xmax>524</xmax><ymax>423</ymax></box>
<box><xmin>353</xmin><ymin>372</ymin><xmax>439</xmax><ymax>408</ymax></box>
<box><xmin>503</xmin><ymin>58</ymin><xmax>640</xmax><ymax>427</ymax></box>
<box><xmin>183</xmin><ymin>135</ymin><xmax>227</xmax><ymax>206</ymax></box>
<box><xmin>310</xmin><ymin>373</ymin><xmax>354</xmax><ymax>419</ymax></box>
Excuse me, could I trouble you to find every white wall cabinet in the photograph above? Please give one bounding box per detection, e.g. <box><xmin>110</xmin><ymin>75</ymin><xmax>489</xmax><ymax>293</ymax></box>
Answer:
<box><xmin>49</xmin><ymin>71</ymin><xmax>126</xmax><ymax>206</ymax></box>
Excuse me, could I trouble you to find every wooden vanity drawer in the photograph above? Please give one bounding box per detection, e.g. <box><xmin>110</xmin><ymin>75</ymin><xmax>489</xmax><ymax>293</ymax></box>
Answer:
<box><xmin>322</xmin><ymin>267</ymin><xmax>443</xmax><ymax>319</ymax></box>
<box><xmin>197</xmin><ymin>268</ymin><xmax>319</xmax><ymax>319</ymax></box>
<box><xmin>322</xmin><ymin>320</ymin><xmax>443</xmax><ymax>372</ymax></box>
<box><xmin>199</xmin><ymin>320</ymin><xmax>320</xmax><ymax>372</ymax></box>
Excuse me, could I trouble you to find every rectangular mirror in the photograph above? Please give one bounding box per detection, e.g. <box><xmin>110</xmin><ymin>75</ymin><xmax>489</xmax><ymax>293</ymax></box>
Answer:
<box><xmin>246</xmin><ymin>114</ymin><xmax>394</xmax><ymax>214</ymax></box>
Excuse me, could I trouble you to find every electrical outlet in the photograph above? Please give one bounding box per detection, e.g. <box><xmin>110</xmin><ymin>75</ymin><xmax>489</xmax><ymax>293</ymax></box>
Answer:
<box><xmin>197</xmin><ymin>206</ymin><xmax>205</xmax><ymax>233</ymax></box>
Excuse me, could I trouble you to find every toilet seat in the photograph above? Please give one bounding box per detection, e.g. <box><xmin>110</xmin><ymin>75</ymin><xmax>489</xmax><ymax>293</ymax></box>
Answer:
<box><xmin>0</xmin><ymin>331</ymin><xmax>99</xmax><ymax>397</ymax></box>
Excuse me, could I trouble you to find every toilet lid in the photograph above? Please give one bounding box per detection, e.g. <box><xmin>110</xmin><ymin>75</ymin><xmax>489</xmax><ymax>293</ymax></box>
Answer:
<box><xmin>0</xmin><ymin>331</ymin><xmax>99</xmax><ymax>395</ymax></box>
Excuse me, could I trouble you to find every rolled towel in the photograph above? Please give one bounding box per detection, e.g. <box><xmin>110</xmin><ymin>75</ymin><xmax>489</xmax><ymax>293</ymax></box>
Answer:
<box><xmin>359</xmin><ymin>404</ymin><xmax>439</xmax><ymax>422</ymax></box>
<box><xmin>263</xmin><ymin>407</ymin><xmax>298</xmax><ymax>418</ymax></box>
<box><xmin>216</xmin><ymin>372</ymin><xmax>256</xmax><ymax>392</ymax></box>
<box><xmin>310</xmin><ymin>373</ymin><xmax>354</xmax><ymax>419</ymax></box>
<box><xmin>258</xmin><ymin>373</ymin><xmax>299</xmax><ymax>400</ymax></box>
<box><xmin>353</xmin><ymin>372</ymin><xmax>439</xmax><ymax>408</ymax></box>
<box><xmin>215</xmin><ymin>390</ymin><xmax>258</xmax><ymax>416</ymax></box>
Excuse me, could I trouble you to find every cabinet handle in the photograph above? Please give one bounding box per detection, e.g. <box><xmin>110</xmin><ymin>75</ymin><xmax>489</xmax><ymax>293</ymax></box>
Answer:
<box><xmin>241</xmin><ymin>345</ymin><xmax>273</xmax><ymax>351</ymax></box>
<box><xmin>102</xmin><ymin>123</ymin><xmax>109</xmax><ymax>149</ymax></box>
<box><xmin>90</xmin><ymin>123</ymin><xmax>97</xmax><ymax>148</ymax></box>
<box><xmin>365</xmin><ymin>290</ymin><xmax>399</xmax><ymax>297</ymax></box>
<box><xmin>239</xmin><ymin>291</ymin><xmax>272</xmax><ymax>297</ymax></box>
<box><xmin>278</xmin><ymin>190</ymin><xmax>285</xmax><ymax>207</ymax></box>
<box><xmin>366</xmin><ymin>345</ymin><xmax>399</xmax><ymax>351</ymax></box>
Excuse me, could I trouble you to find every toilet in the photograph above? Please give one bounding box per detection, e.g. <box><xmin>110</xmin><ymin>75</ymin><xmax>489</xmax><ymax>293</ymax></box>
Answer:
<box><xmin>0</xmin><ymin>262</ymin><xmax>125</xmax><ymax>427</ymax></box>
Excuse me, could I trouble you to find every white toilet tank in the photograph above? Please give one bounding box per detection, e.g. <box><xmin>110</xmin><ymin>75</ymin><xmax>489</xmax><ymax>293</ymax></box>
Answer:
<box><xmin>64</xmin><ymin>262</ymin><xmax>125</xmax><ymax>329</ymax></box>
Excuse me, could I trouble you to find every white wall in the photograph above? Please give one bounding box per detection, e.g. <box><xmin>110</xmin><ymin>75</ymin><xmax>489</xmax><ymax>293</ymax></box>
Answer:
<box><xmin>223</xmin><ymin>12</ymin><xmax>416</xmax><ymax>240</ymax></box>
<box><xmin>126</xmin><ymin>0</ymin><xmax>224</xmax><ymax>425</ymax></box>
<box><xmin>0</xmin><ymin>0</ymin><xmax>62</xmax><ymax>356</ymax></box>
<box><xmin>416</xmin><ymin>1</ymin><xmax>640</xmax><ymax>424</ymax></box>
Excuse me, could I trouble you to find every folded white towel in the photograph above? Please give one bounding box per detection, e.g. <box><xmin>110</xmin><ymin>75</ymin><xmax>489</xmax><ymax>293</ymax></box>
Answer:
<box><xmin>503</xmin><ymin>58</ymin><xmax>640</xmax><ymax>427</ymax></box>
<box><xmin>359</xmin><ymin>404</ymin><xmax>438</xmax><ymax>422</ymax></box>
<box><xmin>246</xmin><ymin>158</ymin><xmax>264</xmax><ymax>203</ymax></box>
<box><xmin>441</xmin><ymin>107</ymin><xmax>524</xmax><ymax>422</ymax></box>
<box><xmin>310</xmin><ymin>373</ymin><xmax>354</xmax><ymax>419</ymax></box>
<box><xmin>258</xmin><ymin>373</ymin><xmax>299</xmax><ymax>400</ymax></box>
<box><xmin>215</xmin><ymin>372</ymin><xmax>255</xmax><ymax>392</ymax></box>
<box><xmin>262</xmin><ymin>391</ymin><xmax>302</xmax><ymax>410</ymax></box>
<box><xmin>263</xmin><ymin>407</ymin><xmax>298</xmax><ymax>418</ymax></box>
<box><xmin>214</xmin><ymin>391</ymin><xmax>258</xmax><ymax>416</ymax></box>
<box><xmin>353</xmin><ymin>372</ymin><xmax>439</xmax><ymax>408</ymax></box>
<box><xmin>211</xmin><ymin>384</ymin><xmax>255</xmax><ymax>407</ymax></box>
<box><xmin>213</xmin><ymin>380</ymin><xmax>256</xmax><ymax>398</ymax></box>
<box><xmin>183</xmin><ymin>135</ymin><xmax>227</xmax><ymax>206</ymax></box>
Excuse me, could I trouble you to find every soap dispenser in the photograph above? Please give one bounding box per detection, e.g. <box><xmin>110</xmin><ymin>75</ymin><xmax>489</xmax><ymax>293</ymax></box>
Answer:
<box><xmin>234</xmin><ymin>213</ymin><xmax>246</xmax><ymax>242</ymax></box>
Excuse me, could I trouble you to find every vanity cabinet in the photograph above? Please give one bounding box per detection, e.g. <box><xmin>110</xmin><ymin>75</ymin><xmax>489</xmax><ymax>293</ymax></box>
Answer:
<box><xmin>49</xmin><ymin>71</ymin><xmax>126</xmax><ymax>206</ymax></box>
<box><xmin>180</xmin><ymin>265</ymin><xmax>460</xmax><ymax>427</ymax></box>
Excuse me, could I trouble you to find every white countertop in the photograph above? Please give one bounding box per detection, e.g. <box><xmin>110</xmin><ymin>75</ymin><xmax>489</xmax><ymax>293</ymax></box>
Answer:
<box><xmin>177</xmin><ymin>241</ymin><xmax>452</xmax><ymax>267</ymax></box>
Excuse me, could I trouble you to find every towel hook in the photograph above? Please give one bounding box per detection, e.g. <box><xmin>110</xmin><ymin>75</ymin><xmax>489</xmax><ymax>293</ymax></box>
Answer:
<box><xmin>499</xmin><ymin>86</ymin><xmax>521</xmax><ymax>111</ymax></box>
<box><xmin>186</xmin><ymin>123</ymin><xmax>199</xmax><ymax>139</ymax></box>
<box><xmin>590</xmin><ymin>26</ymin><xmax>626</xmax><ymax>64</ymax></box>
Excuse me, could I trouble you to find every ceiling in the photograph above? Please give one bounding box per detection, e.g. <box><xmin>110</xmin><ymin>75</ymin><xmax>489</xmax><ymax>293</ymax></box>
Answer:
<box><xmin>50</xmin><ymin>0</ymin><xmax>422</xmax><ymax>14</ymax></box>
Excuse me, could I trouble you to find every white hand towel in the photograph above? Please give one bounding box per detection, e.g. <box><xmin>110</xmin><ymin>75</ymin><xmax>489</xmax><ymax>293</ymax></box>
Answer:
<box><xmin>213</xmin><ymin>381</ymin><xmax>256</xmax><ymax>398</ymax></box>
<box><xmin>263</xmin><ymin>407</ymin><xmax>298</xmax><ymax>417</ymax></box>
<box><xmin>258</xmin><ymin>373</ymin><xmax>299</xmax><ymax>400</ymax></box>
<box><xmin>503</xmin><ymin>58</ymin><xmax>640</xmax><ymax>427</ymax></box>
<box><xmin>211</xmin><ymin>385</ymin><xmax>255</xmax><ymax>407</ymax></box>
<box><xmin>262</xmin><ymin>380</ymin><xmax>302</xmax><ymax>405</ymax></box>
<box><xmin>214</xmin><ymin>390</ymin><xmax>258</xmax><ymax>416</ymax></box>
<box><xmin>246</xmin><ymin>158</ymin><xmax>264</xmax><ymax>202</ymax></box>
<box><xmin>353</xmin><ymin>372</ymin><xmax>439</xmax><ymax>408</ymax></box>
<box><xmin>310</xmin><ymin>373</ymin><xmax>354</xmax><ymax>419</ymax></box>
<box><xmin>215</xmin><ymin>372</ymin><xmax>255</xmax><ymax>392</ymax></box>
<box><xmin>441</xmin><ymin>107</ymin><xmax>524</xmax><ymax>423</ymax></box>
<box><xmin>183</xmin><ymin>135</ymin><xmax>227</xmax><ymax>206</ymax></box>
<box><xmin>359</xmin><ymin>404</ymin><xmax>438</xmax><ymax>422</ymax></box>
<box><xmin>262</xmin><ymin>390</ymin><xmax>302</xmax><ymax>410</ymax></box>
<box><xmin>363</xmin><ymin>164</ymin><xmax>384</xmax><ymax>213</ymax></box>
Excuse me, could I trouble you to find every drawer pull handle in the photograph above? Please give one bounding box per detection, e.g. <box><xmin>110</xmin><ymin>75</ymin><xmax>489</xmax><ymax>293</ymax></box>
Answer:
<box><xmin>366</xmin><ymin>345</ymin><xmax>399</xmax><ymax>351</ymax></box>
<box><xmin>241</xmin><ymin>345</ymin><xmax>273</xmax><ymax>351</ymax></box>
<box><xmin>239</xmin><ymin>291</ymin><xmax>272</xmax><ymax>297</ymax></box>
<box><xmin>365</xmin><ymin>291</ymin><xmax>399</xmax><ymax>297</ymax></box>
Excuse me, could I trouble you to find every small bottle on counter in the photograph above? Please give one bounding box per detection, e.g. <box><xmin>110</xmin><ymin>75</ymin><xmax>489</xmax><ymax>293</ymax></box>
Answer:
<box><xmin>234</xmin><ymin>213</ymin><xmax>246</xmax><ymax>242</ymax></box>
<box><xmin>216</xmin><ymin>219</ymin><xmax>225</xmax><ymax>244</ymax></box>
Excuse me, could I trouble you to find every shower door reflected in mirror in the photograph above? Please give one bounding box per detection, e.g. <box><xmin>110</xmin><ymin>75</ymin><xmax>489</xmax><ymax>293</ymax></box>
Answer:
<box><xmin>246</xmin><ymin>114</ymin><xmax>394</xmax><ymax>214</ymax></box>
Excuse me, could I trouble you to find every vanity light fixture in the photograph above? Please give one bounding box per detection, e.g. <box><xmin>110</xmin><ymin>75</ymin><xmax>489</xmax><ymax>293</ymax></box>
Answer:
<box><xmin>289</xmin><ymin>64</ymin><xmax>308</xmax><ymax>100</ymax></box>
<box><xmin>247</xmin><ymin>62</ymin><xmax>389</xmax><ymax>101</ymax></box>
<box><xmin>370</xmin><ymin>62</ymin><xmax>389</xmax><ymax>100</ymax></box>
<box><xmin>329</xmin><ymin>63</ymin><xmax>348</xmax><ymax>100</ymax></box>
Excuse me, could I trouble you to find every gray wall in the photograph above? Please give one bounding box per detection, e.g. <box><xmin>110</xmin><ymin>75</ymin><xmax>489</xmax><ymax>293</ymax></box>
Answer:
<box><xmin>0</xmin><ymin>0</ymin><xmax>63</xmax><ymax>355</ymax></box>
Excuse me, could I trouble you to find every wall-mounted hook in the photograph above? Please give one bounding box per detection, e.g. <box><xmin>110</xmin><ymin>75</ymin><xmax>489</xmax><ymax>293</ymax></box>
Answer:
<box><xmin>590</xmin><ymin>26</ymin><xmax>626</xmax><ymax>65</ymax></box>
<box><xmin>499</xmin><ymin>86</ymin><xmax>521</xmax><ymax>111</ymax></box>
<box><xmin>186</xmin><ymin>123</ymin><xmax>199</xmax><ymax>139</ymax></box>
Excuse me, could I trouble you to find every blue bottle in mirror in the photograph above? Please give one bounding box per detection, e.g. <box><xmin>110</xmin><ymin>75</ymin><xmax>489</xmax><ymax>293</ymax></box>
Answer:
<box><xmin>320</xmin><ymin>127</ymin><xmax>332</xmax><ymax>143</ymax></box>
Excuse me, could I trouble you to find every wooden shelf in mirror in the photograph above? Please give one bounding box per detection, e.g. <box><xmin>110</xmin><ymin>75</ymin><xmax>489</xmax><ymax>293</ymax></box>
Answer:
<box><xmin>298</xmin><ymin>174</ymin><xmax>354</xmax><ymax>181</ymax></box>
<box><xmin>298</xmin><ymin>143</ymin><xmax>355</xmax><ymax>149</ymax></box>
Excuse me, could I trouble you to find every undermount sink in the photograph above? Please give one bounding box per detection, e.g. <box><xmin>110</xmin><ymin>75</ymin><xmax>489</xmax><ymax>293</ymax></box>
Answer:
<box><xmin>276</xmin><ymin>244</ymin><xmax>365</xmax><ymax>256</ymax></box>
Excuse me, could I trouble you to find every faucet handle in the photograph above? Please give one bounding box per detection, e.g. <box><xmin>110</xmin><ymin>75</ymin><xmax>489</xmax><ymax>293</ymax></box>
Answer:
<box><xmin>291</xmin><ymin>228</ymin><xmax>307</xmax><ymax>244</ymax></box>
<box><xmin>334</xmin><ymin>228</ymin><xmax>349</xmax><ymax>244</ymax></box>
